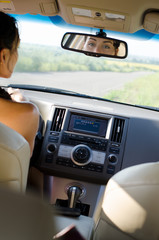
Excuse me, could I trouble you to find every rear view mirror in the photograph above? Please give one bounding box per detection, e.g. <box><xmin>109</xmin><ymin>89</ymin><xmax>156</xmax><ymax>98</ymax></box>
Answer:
<box><xmin>61</xmin><ymin>32</ymin><xmax>128</xmax><ymax>59</ymax></box>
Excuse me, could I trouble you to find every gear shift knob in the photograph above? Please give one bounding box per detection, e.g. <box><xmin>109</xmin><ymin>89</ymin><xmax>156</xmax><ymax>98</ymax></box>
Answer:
<box><xmin>67</xmin><ymin>186</ymin><xmax>82</xmax><ymax>208</ymax></box>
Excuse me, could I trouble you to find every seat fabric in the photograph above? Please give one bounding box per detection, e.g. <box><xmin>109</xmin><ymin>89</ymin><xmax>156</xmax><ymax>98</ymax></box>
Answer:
<box><xmin>0</xmin><ymin>122</ymin><xmax>30</xmax><ymax>192</ymax></box>
<box><xmin>94</xmin><ymin>162</ymin><xmax>159</xmax><ymax>240</ymax></box>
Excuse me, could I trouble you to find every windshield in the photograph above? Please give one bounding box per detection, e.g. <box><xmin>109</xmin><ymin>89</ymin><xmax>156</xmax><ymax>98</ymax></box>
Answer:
<box><xmin>1</xmin><ymin>14</ymin><xmax>159</xmax><ymax>108</ymax></box>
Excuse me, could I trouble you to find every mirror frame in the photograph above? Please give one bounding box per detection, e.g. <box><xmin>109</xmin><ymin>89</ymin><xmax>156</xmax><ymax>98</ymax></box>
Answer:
<box><xmin>61</xmin><ymin>32</ymin><xmax>128</xmax><ymax>59</ymax></box>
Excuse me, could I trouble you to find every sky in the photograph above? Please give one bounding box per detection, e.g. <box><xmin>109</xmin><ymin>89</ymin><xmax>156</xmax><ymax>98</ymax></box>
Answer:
<box><xmin>18</xmin><ymin>21</ymin><xmax>64</xmax><ymax>47</ymax></box>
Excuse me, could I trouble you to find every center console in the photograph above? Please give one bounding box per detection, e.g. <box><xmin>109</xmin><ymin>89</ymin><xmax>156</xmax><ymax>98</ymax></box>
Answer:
<box><xmin>38</xmin><ymin>106</ymin><xmax>128</xmax><ymax>184</ymax></box>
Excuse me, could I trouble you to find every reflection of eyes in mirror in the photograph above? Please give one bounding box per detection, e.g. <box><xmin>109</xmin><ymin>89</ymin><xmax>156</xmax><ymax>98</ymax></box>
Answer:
<box><xmin>82</xmin><ymin>36</ymin><xmax>119</xmax><ymax>56</ymax></box>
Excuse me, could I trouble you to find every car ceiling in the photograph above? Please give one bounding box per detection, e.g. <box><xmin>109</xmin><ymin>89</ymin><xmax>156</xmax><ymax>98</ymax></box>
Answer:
<box><xmin>1</xmin><ymin>0</ymin><xmax>159</xmax><ymax>34</ymax></box>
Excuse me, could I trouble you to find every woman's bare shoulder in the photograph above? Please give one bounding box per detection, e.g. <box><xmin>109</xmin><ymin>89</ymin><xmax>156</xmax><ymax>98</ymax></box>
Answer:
<box><xmin>0</xmin><ymin>98</ymin><xmax>39</xmax><ymax>155</ymax></box>
<box><xmin>0</xmin><ymin>98</ymin><xmax>39</xmax><ymax>135</ymax></box>
<box><xmin>0</xmin><ymin>98</ymin><xmax>39</xmax><ymax>116</ymax></box>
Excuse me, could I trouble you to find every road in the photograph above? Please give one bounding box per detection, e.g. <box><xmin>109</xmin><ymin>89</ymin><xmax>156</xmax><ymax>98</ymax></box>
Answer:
<box><xmin>0</xmin><ymin>71</ymin><xmax>153</xmax><ymax>97</ymax></box>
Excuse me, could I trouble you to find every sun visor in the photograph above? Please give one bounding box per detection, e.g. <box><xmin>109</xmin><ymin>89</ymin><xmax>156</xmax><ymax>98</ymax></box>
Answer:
<box><xmin>63</xmin><ymin>6</ymin><xmax>130</xmax><ymax>33</ymax></box>
<box><xmin>0</xmin><ymin>0</ymin><xmax>59</xmax><ymax>16</ymax></box>
<box><xmin>143</xmin><ymin>12</ymin><xmax>159</xmax><ymax>34</ymax></box>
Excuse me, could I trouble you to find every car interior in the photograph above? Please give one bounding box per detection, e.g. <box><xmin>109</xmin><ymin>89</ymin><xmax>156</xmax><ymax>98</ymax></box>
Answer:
<box><xmin>1</xmin><ymin>0</ymin><xmax>159</xmax><ymax>239</ymax></box>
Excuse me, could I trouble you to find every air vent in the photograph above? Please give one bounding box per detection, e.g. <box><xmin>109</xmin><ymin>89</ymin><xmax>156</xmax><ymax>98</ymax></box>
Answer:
<box><xmin>51</xmin><ymin>108</ymin><xmax>66</xmax><ymax>132</ymax></box>
<box><xmin>111</xmin><ymin>118</ymin><xmax>125</xmax><ymax>143</ymax></box>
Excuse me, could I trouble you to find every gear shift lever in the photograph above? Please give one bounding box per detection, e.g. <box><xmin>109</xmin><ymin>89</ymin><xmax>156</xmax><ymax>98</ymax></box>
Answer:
<box><xmin>67</xmin><ymin>186</ymin><xmax>82</xmax><ymax>208</ymax></box>
<box><xmin>54</xmin><ymin>185</ymin><xmax>88</xmax><ymax>217</ymax></box>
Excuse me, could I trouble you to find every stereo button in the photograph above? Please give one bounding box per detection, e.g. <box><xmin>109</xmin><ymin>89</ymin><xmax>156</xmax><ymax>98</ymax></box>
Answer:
<box><xmin>107</xmin><ymin>165</ymin><xmax>115</xmax><ymax>174</ymax></box>
<box><xmin>45</xmin><ymin>154</ymin><xmax>53</xmax><ymax>163</ymax></box>
<box><xmin>108</xmin><ymin>154</ymin><xmax>118</xmax><ymax>164</ymax></box>
<box><xmin>92</xmin><ymin>151</ymin><xmax>105</xmax><ymax>164</ymax></box>
<box><xmin>58</xmin><ymin>145</ymin><xmax>72</xmax><ymax>158</ymax></box>
<box><xmin>109</xmin><ymin>147</ymin><xmax>120</xmax><ymax>154</ymax></box>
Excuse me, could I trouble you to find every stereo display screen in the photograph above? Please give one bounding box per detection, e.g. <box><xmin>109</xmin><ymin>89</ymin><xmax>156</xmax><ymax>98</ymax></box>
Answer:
<box><xmin>68</xmin><ymin>114</ymin><xmax>108</xmax><ymax>137</ymax></box>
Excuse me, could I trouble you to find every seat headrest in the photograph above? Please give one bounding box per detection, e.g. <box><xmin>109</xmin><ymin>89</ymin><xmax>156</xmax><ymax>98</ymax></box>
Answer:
<box><xmin>102</xmin><ymin>162</ymin><xmax>159</xmax><ymax>240</ymax></box>
<box><xmin>0</xmin><ymin>122</ymin><xmax>30</xmax><ymax>192</ymax></box>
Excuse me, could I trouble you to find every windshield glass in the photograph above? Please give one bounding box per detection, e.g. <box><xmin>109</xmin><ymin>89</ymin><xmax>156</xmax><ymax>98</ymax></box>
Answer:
<box><xmin>1</xmin><ymin>14</ymin><xmax>159</xmax><ymax>108</ymax></box>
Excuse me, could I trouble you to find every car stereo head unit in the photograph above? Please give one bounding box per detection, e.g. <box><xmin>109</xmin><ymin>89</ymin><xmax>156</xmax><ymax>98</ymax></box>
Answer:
<box><xmin>38</xmin><ymin>108</ymin><xmax>125</xmax><ymax>184</ymax></box>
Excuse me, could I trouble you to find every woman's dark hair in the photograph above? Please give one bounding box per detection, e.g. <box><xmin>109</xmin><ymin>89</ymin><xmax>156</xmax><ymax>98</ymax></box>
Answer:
<box><xmin>113</xmin><ymin>40</ymin><xmax>120</xmax><ymax>49</ymax></box>
<box><xmin>0</xmin><ymin>11</ymin><xmax>19</xmax><ymax>52</ymax></box>
<box><xmin>0</xmin><ymin>87</ymin><xmax>11</xmax><ymax>100</ymax></box>
<box><xmin>0</xmin><ymin>12</ymin><xmax>18</xmax><ymax>100</ymax></box>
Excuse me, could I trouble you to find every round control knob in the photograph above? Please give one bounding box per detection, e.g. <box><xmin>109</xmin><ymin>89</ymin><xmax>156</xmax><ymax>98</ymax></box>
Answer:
<box><xmin>108</xmin><ymin>154</ymin><xmax>118</xmax><ymax>164</ymax></box>
<box><xmin>71</xmin><ymin>144</ymin><xmax>92</xmax><ymax>166</ymax></box>
<box><xmin>47</xmin><ymin>144</ymin><xmax>56</xmax><ymax>153</ymax></box>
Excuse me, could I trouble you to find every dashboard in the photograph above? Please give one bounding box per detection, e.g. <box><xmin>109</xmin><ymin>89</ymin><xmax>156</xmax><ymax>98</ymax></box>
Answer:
<box><xmin>24</xmin><ymin>89</ymin><xmax>159</xmax><ymax>185</ymax></box>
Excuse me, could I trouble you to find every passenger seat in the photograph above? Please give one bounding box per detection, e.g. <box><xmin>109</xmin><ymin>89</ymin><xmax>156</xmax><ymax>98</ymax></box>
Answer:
<box><xmin>93</xmin><ymin>162</ymin><xmax>159</xmax><ymax>240</ymax></box>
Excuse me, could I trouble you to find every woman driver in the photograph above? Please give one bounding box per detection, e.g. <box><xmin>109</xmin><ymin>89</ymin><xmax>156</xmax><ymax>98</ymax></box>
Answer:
<box><xmin>0</xmin><ymin>11</ymin><xmax>39</xmax><ymax>156</ymax></box>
